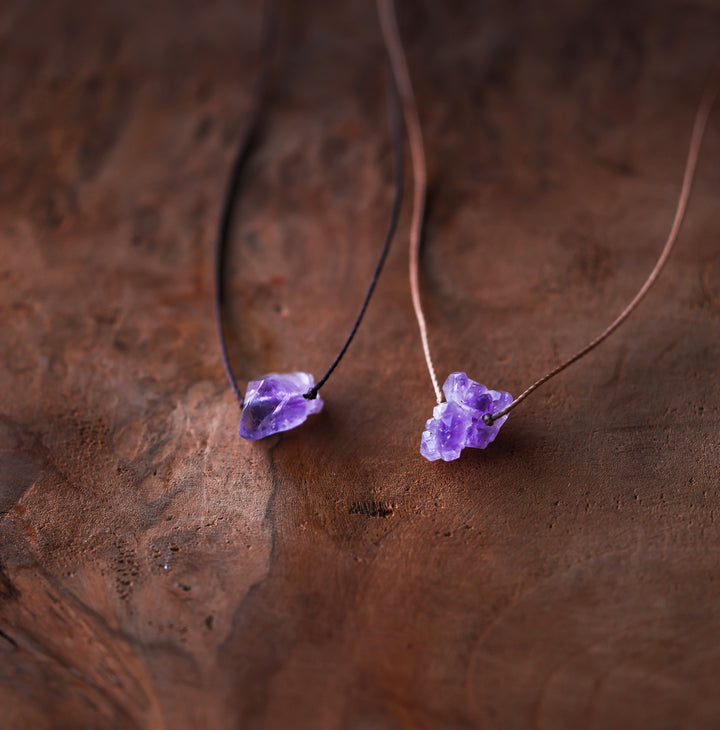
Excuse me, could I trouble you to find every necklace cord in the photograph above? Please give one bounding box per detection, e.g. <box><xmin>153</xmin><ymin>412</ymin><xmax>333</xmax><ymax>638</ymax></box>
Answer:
<box><xmin>485</xmin><ymin>65</ymin><xmax>720</xmax><ymax>425</ymax></box>
<box><xmin>304</xmin><ymin>75</ymin><xmax>405</xmax><ymax>400</ymax></box>
<box><xmin>378</xmin><ymin>0</ymin><xmax>444</xmax><ymax>406</ymax></box>
<box><xmin>214</xmin><ymin>0</ymin><xmax>278</xmax><ymax>408</ymax></box>
<box><xmin>215</xmin><ymin>0</ymin><xmax>407</xmax><ymax>407</ymax></box>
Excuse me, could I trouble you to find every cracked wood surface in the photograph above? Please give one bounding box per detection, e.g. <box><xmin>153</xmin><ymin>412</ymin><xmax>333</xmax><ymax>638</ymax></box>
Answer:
<box><xmin>1</xmin><ymin>1</ymin><xmax>720</xmax><ymax>728</ymax></box>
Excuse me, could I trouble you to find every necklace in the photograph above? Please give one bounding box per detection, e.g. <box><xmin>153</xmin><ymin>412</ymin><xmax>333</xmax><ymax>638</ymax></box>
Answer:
<box><xmin>379</xmin><ymin>0</ymin><xmax>719</xmax><ymax>462</ymax></box>
<box><xmin>215</xmin><ymin>4</ymin><xmax>404</xmax><ymax>441</ymax></box>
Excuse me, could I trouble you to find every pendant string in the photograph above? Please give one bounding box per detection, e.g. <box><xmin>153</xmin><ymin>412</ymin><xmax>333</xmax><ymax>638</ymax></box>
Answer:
<box><xmin>485</xmin><ymin>66</ymin><xmax>720</xmax><ymax>425</ymax></box>
<box><xmin>378</xmin><ymin>0</ymin><xmax>719</xmax><ymax>422</ymax></box>
<box><xmin>214</xmin><ymin>0</ymin><xmax>278</xmax><ymax>408</ymax></box>
<box><xmin>378</xmin><ymin>0</ymin><xmax>444</xmax><ymax>406</ymax></box>
<box><xmin>304</xmin><ymin>77</ymin><xmax>404</xmax><ymax>400</ymax></box>
<box><xmin>215</xmin><ymin>1</ymin><xmax>405</xmax><ymax>408</ymax></box>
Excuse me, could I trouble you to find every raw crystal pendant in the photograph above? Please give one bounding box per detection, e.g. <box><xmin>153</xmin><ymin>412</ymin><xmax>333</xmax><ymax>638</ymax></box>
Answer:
<box><xmin>420</xmin><ymin>372</ymin><xmax>512</xmax><ymax>461</ymax></box>
<box><xmin>239</xmin><ymin>372</ymin><xmax>323</xmax><ymax>441</ymax></box>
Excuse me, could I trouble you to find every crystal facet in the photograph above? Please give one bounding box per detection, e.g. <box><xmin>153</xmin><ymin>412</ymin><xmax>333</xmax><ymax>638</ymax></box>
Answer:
<box><xmin>239</xmin><ymin>372</ymin><xmax>323</xmax><ymax>441</ymax></box>
<box><xmin>420</xmin><ymin>372</ymin><xmax>512</xmax><ymax>461</ymax></box>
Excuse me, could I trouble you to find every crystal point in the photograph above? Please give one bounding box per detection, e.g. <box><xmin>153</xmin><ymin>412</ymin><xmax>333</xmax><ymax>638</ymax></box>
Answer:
<box><xmin>239</xmin><ymin>372</ymin><xmax>323</xmax><ymax>441</ymax></box>
<box><xmin>420</xmin><ymin>372</ymin><xmax>512</xmax><ymax>461</ymax></box>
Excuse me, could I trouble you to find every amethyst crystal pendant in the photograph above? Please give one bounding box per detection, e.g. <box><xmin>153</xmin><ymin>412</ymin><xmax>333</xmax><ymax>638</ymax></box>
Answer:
<box><xmin>239</xmin><ymin>372</ymin><xmax>323</xmax><ymax>441</ymax></box>
<box><xmin>420</xmin><ymin>372</ymin><xmax>512</xmax><ymax>462</ymax></box>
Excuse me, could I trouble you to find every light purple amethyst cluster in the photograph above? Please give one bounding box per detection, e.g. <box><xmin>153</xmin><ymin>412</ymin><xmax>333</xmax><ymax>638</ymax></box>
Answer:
<box><xmin>420</xmin><ymin>372</ymin><xmax>512</xmax><ymax>462</ymax></box>
<box><xmin>239</xmin><ymin>372</ymin><xmax>323</xmax><ymax>440</ymax></box>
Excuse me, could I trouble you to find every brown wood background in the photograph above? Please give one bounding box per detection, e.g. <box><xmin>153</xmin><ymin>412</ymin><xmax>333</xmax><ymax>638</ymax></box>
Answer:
<box><xmin>2</xmin><ymin>1</ymin><xmax>720</xmax><ymax>728</ymax></box>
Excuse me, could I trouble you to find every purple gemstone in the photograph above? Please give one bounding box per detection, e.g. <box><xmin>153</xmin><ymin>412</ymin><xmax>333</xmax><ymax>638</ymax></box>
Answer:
<box><xmin>239</xmin><ymin>372</ymin><xmax>323</xmax><ymax>441</ymax></box>
<box><xmin>420</xmin><ymin>401</ymin><xmax>471</xmax><ymax>461</ymax></box>
<box><xmin>420</xmin><ymin>372</ymin><xmax>512</xmax><ymax>461</ymax></box>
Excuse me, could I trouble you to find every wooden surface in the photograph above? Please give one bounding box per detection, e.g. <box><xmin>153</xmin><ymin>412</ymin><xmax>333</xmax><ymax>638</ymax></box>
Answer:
<box><xmin>2</xmin><ymin>1</ymin><xmax>720</xmax><ymax>728</ymax></box>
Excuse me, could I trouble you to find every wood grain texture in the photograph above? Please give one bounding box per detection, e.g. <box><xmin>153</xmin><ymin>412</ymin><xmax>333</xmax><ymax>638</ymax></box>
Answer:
<box><xmin>2</xmin><ymin>1</ymin><xmax>720</xmax><ymax>728</ymax></box>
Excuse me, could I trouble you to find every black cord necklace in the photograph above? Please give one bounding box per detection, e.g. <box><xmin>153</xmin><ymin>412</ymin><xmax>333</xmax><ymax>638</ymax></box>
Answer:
<box><xmin>215</xmin><ymin>4</ymin><xmax>404</xmax><ymax>441</ymax></box>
